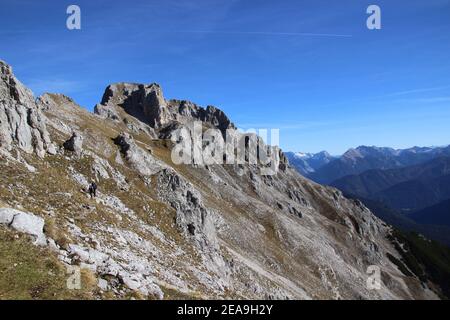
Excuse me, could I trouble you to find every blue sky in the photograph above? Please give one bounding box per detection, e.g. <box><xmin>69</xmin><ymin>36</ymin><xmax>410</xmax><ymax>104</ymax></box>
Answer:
<box><xmin>1</xmin><ymin>0</ymin><xmax>449</xmax><ymax>154</ymax></box>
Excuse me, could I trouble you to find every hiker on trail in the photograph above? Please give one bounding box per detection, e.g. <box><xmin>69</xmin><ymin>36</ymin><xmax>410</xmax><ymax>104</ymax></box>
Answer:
<box><xmin>88</xmin><ymin>181</ymin><xmax>97</xmax><ymax>198</ymax></box>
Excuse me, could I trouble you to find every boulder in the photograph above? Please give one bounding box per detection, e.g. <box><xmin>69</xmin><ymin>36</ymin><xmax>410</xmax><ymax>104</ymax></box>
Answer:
<box><xmin>114</xmin><ymin>132</ymin><xmax>165</xmax><ymax>176</ymax></box>
<box><xmin>63</xmin><ymin>131</ymin><xmax>83</xmax><ymax>155</ymax></box>
<box><xmin>94</xmin><ymin>103</ymin><xmax>120</xmax><ymax>121</ymax></box>
<box><xmin>0</xmin><ymin>208</ymin><xmax>15</xmax><ymax>225</ymax></box>
<box><xmin>0</xmin><ymin>208</ymin><xmax>47</xmax><ymax>246</ymax></box>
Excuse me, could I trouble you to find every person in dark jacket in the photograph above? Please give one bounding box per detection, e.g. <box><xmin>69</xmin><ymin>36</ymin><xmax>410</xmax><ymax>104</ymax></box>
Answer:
<box><xmin>88</xmin><ymin>181</ymin><xmax>97</xmax><ymax>198</ymax></box>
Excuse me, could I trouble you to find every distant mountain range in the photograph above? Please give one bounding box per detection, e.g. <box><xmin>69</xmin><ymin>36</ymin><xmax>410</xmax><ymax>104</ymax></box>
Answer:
<box><xmin>293</xmin><ymin>145</ymin><xmax>450</xmax><ymax>184</ymax></box>
<box><xmin>331</xmin><ymin>156</ymin><xmax>450</xmax><ymax>212</ymax></box>
<box><xmin>284</xmin><ymin>151</ymin><xmax>335</xmax><ymax>176</ymax></box>
<box><xmin>332</xmin><ymin>156</ymin><xmax>450</xmax><ymax>245</ymax></box>
<box><xmin>287</xmin><ymin>145</ymin><xmax>450</xmax><ymax>245</ymax></box>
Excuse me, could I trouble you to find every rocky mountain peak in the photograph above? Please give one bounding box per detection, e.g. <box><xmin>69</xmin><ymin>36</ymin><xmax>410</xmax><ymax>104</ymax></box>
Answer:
<box><xmin>100</xmin><ymin>82</ymin><xmax>165</xmax><ymax>108</ymax></box>
<box><xmin>342</xmin><ymin>148</ymin><xmax>363</xmax><ymax>160</ymax></box>
<box><xmin>0</xmin><ymin>60</ymin><xmax>55</xmax><ymax>157</ymax></box>
<box><xmin>0</xmin><ymin>60</ymin><xmax>35</xmax><ymax>107</ymax></box>
<box><xmin>355</xmin><ymin>145</ymin><xmax>396</xmax><ymax>157</ymax></box>
<box><xmin>312</xmin><ymin>150</ymin><xmax>332</xmax><ymax>160</ymax></box>
<box><xmin>285</xmin><ymin>150</ymin><xmax>335</xmax><ymax>176</ymax></box>
<box><xmin>97</xmin><ymin>82</ymin><xmax>168</xmax><ymax>128</ymax></box>
<box><xmin>95</xmin><ymin>81</ymin><xmax>235</xmax><ymax>136</ymax></box>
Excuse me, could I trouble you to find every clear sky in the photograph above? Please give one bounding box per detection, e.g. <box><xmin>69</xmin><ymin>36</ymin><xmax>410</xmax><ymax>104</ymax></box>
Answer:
<box><xmin>1</xmin><ymin>0</ymin><xmax>449</xmax><ymax>154</ymax></box>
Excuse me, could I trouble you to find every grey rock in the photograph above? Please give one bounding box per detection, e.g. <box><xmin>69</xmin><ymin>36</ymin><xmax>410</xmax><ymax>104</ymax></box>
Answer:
<box><xmin>94</xmin><ymin>103</ymin><xmax>120</xmax><ymax>121</ymax></box>
<box><xmin>97</xmin><ymin>82</ymin><xmax>235</xmax><ymax>136</ymax></box>
<box><xmin>114</xmin><ymin>132</ymin><xmax>165</xmax><ymax>176</ymax></box>
<box><xmin>99</xmin><ymin>83</ymin><xmax>170</xmax><ymax>129</ymax></box>
<box><xmin>92</xmin><ymin>160</ymin><xmax>110</xmax><ymax>179</ymax></box>
<box><xmin>0</xmin><ymin>60</ymin><xmax>53</xmax><ymax>157</ymax></box>
<box><xmin>98</xmin><ymin>278</ymin><xmax>109</xmax><ymax>291</ymax></box>
<box><xmin>156</xmin><ymin>168</ymin><xmax>219</xmax><ymax>251</ymax></box>
<box><xmin>63</xmin><ymin>131</ymin><xmax>83</xmax><ymax>155</ymax></box>
<box><xmin>0</xmin><ymin>208</ymin><xmax>47</xmax><ymax>246</ymax></box>
<box><xmin>0</xmin><ymin>208</ymin><xmax>15</xmax><ymax>225</ymax></box>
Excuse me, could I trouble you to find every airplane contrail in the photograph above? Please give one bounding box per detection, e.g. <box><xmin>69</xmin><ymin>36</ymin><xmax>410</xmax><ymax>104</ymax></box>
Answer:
<box><xmin>0</xmin><ymin>29</ymin><xmax>353</xmax><ymax>39</ymax></box>
<box><xmin>162</xmin><ymin>30</ymin><xmax>353</xmax><ymax>38</ymax></box>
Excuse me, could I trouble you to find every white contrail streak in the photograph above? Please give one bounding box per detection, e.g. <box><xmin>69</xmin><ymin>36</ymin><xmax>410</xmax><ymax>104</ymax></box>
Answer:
<box><xmin>0</xmin><ymin>29</ymin><xmax>353</xmax><ymax>38</ymax></box>
<box><xmin>163</xmin><ymin>30</ymin><xmax>353</xmax><ymax>38</ymax></box>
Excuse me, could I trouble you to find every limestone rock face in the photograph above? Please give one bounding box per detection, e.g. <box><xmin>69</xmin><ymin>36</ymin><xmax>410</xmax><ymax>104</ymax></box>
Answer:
<box><xmin>95</xmin><ymin>83</ymin><xmax>235</xmax><ymax>136</ymax></box>
<box><xmin>201</xmin><ymin>105</ymin><xmax>235</xmax><ymax>133</ymax></box>
<box><xmin>156</xmin><ymin>168</ymin><xmax>218</xmax><ymax>248</ymax></box>
<box><xmin>155</xmin><ymin>168</ymin><xmax>227</xmax><ymax>280</ymax></box>
<box><xmin>0</xmin><ymin>60</ymin><xmax>53</xmax><ymax>157</ymax></box>
<box><xmin>0</xmin><ymin>208</ymin><xmax>47</xmax><ymax>246</ymax></box>
<box><xmin>97</xmin><ymin>83</ymin><xmax>171</xmax><ymax>129</ymax></box>
<box><xmin>0</xmin><ymin>61</ymin><xmax>35</xmax><ymax>107</ymax></box>
<box><xmin>94</xmin><ymin>103</ymin><xmax>120</xmax><ymax>121</ymax></box>
<box><xmin>63</xmin><ymin>131</ymin><xmax>83</xmax><ymax>155</ymax></box>
<box><xmin>114</xmin><ymin>132</ymin><xmax>166</xmax><ymax>176</ymax></box>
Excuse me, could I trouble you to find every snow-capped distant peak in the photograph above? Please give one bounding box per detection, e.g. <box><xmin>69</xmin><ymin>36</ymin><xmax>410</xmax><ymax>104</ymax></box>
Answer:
<box><xmin>294</xmin><ymin>152</ymin><xmax>312</xmax><ymax>158</ymax></box>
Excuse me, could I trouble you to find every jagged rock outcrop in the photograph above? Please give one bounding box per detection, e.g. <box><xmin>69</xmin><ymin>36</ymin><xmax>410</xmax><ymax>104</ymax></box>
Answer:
<box><xmin>155</xmin><ymin>168</ymin><xmax>228</xmax><ymax>283</ymax></box>
<box><xmin>97</xmin><ymin>83</ymin><xmax>170</xmax><ymax>128</ymax></box>
<box><xmin>0</xmin><ymin>60</ymin><xmax>54</xmax><ymax>157</ymax></box>
<box><xmin>95</xmin><ymin>82</ymin><xmax>235</xmax><ymax>136</ymax></box>
<box><xmin>63</xmin><ymin>131</ymin><xmax>83</xmax><ymax>155</ymax></box>
<box><xmin>94</xmin><ymin>103</ymin><xmax>120</xmax><ymax>121</ymax></box>
<box><xmin>114</xmin><ymin>132</ymin><xmax>166</xmax><ymax>176</ymax></box>
<box><xmin>156</xmin><ymin>168</ymin><xmax>218</xmax><ymax>249</ymax></box>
